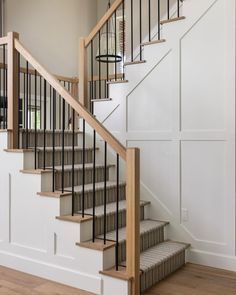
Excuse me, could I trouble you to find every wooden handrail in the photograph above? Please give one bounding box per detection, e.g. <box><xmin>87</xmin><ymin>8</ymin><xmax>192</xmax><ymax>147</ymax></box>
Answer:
<box><xmin>0</xmin><ymin>36</ymin><xmax>9</xmax><ymax>45</ymax></box>
<box><xmin>0</xmin><ymin>62</ymin><xmax>79</xmax><ymax>84</ymax></box>
<box><xmin>85</xmin><ymin>0</ymin><xmax>124</xmax><ymax>48</ymax></box>
<box><xmin>14</xmin><ymin>38</ymin><xmax>127</xmax><ymax>160</ymax></box>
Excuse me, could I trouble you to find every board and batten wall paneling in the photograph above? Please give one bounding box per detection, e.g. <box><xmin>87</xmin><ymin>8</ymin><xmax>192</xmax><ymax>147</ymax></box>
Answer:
<box><xmin>94</xmin><ymin>0</ymin><xmax>236</xmax><ymax>269</ymax></box>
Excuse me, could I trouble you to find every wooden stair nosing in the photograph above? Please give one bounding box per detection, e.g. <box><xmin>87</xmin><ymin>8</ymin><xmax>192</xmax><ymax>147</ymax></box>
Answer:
<box><xmin>141</xmin><ymin>39</ymin><xmax>166</xmax><ymax>47</ymax></box>
<box><xmin>160</xmin><ymin>16</ymin><xmax>186</xmax><ymax>25</ymax></box>
<box><xmin>124</xmin><ymin>60</ymin><xmax>146</xmax><ymax>66</ymax></box>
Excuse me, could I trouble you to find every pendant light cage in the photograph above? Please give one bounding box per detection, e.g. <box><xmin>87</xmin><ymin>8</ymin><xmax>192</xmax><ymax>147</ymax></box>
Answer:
<box><xmin>96</xmin><ymin>1</ymin><xmax>122</xmax><ymax>64</ymax></box>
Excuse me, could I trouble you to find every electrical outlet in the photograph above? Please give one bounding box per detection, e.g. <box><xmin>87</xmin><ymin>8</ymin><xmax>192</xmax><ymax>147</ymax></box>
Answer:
<box><xmin>182</xmin><ymin>208</ymin><xmax>189</xmax><ymax>222</ymax></box>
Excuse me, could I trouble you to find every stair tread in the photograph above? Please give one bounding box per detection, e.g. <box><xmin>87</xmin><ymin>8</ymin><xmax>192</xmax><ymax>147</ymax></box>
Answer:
<box><xmin>78</xmin><ymin>200</ymin><xmax>150</xmax><ymax>217</ymax></box>
<box><xmin>37</xmin><ymin>146</ymin><xmax>96</xmax><ymax>151</ymax></box>
<box><xmin>97</xmin><ymin>219</ymin><xmax>168</xmax><ymax>242</ymax></box>
<box><xmin>20</xmin><ymin>129</ymin><xmax>82</xmax><ymax>134</ymax></box>
<box><xmin>53</xmin><ymin>163</ymin><xmax>115</xmax><ymax>171</ymax></box>
<box><xmin>139</xmin><ymin>241</ymin><xmax>190</xmax><ymax>271</ymax></box>
<box><xmin>64</xmin><ymin>181</ymin><xmax>126</xmax><ymax>194</ymax></box>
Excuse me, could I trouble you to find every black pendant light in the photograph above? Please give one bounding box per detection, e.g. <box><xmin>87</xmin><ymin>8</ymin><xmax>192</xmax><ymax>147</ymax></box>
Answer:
<box><xmin>96</xmin><ymin>0</ymin><xmax>122</xmax><ymax>63</ymax></box>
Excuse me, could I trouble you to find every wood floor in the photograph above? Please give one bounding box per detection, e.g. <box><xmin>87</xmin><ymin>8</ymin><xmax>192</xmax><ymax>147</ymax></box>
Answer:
<box><xmin>0</xmin><ymin>263</ymin><xmax>236</xmax><ymax>294</ymax></box>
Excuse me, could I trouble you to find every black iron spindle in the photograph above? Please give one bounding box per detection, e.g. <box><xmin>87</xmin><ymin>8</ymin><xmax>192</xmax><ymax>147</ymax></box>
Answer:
<box><xmin>148</xmin><ymin>0</ymin><xmax>151</xmax><ymax>42</ymax></box>
<box><xmin>34</xmin><ymin>70</ymin><xmax>37</xmax><ymax>169</ymax></box>
<box><xmin>139</xmin><ymin>0</ymin><xmax>142</xmax><ymax>60</ymax></box>
<box><xmin>92</xmin><ymin>130</ymin><xmax>96</xmax><ymax>242</ymax></box>
<box><xmin>106</xmin><ymin>20</ymin><xmax>109</xmax><ymax>97</ymax></box>
<box><xmin>71</xmin><ymin>109</ymin><xmax>75</xmax><ymax>216</ymax></box>
<box><xmin>115</xmin><ymin>10</ymin><xmax>117</xmax><ymax>81</ymax></box>
<box><xmin>98</xmin><ymin>30</ymin><xmax>101</xmax><ymax>99</ymax></box>
<box><xmin>23</xmin><ymin>73</ymin><xmax>26</xmax><ymax>130</ymax></box>
<box><xmin>52</xmin><ymin>88</ymin><xmax>56</xmax><ymax>192</ymax></box>
<box><xmin>39</xmin><ymin>75</ymin><xmax>42</xmax><ymax>129</ymax></box>
<box><xmin>26</xmin><ymin>61</ymin><xmax>29</xmax><ymax>148</ymax></box>
<box><xmin>158</xmin><ymin>0</ymin><xmax>161</xmax><ymax>40</ymax></box>
<box><xmin>103</xmin><ymin>141</ymin><xmax>107</xmax><ymax>244</ymax></box>
<box><xmin>61</xmin><ymin>98</ymin><xmax>65</xmax><ymax>193</ymax></box>
<box><xmin>43</xmin><ymin>79</ymin><xmax>47</xmax><ymax>170</ymax></box>
<box><xmin>167</xmin><ymin>0</ymin><xmax>170</xmax><ymax>19</ymax></box>
<box><xmin>116</xmin><ymin>153</ymin><xmax>120</xmax><ymax>270</ymax></box>
<box><xmin>131</xmin><ymin>0</ymin><xmax>134</xmax><ymax>62</ymax></box>
<box><xmin>29</xmin><ymin>73</ymin><xmax>31</xmax><ymax>129</ymax></box>
<box><xmin>122</xmin><ymin>1</ymin><xmax>125</xmax><ymax>79</ymax></box>
<box><xmin>177</xmin><ymin>0</ymin><xmax>180</xmax><ymax>17</ymax></box>
<box><xmin>3</xmin><ymin>45</ymin><xmax>6</xmax><ymax>129</ymax></box>
<box><xmin>82</xmin><ymin>118</ymin><xmax>85</xmax><ymax>217</ymax></box>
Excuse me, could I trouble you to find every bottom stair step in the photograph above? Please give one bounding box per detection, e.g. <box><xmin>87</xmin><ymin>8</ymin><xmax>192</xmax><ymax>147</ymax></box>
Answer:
<box><xmin>139</xmin><ymin>241</ymin><xmax>190</xmax><ymax>292</ymax></box>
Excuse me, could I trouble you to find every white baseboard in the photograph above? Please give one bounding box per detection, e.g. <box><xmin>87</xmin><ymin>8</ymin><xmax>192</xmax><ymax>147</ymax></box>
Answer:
<box><xmin>0</xmin><ymin>249</ymin><xmax>101</xmax><ymax>294</ymax></box>
<box><xmin>187</xmin><ymin>249</ymin><xmax>236</xmax><ymax>272</ymax></box>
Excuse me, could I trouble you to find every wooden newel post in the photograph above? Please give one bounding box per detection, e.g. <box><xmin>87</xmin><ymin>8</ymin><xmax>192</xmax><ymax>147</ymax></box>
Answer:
<box><xmin>7</xmin><ymin>31</ymin><xmax>19</xmax><ymax>149</ymax></box>
<box><xmin>79</xmin><ymin>38</ymin><xmax>88</xmax><ymax>109</ymax></box>
<box><xmin>126</xmin><ymin>148</ymin><xmax>140</xmax><ymax>295</ymax></box>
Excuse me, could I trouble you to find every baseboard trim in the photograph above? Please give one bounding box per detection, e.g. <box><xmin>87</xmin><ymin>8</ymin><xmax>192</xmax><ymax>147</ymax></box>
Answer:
<box><xmin>0</xmin><ymin>249</ymin><xmax>101</xmax><ymax>294</ymax></box>
<box><xmin>187</xmin><ymin>249</ymin><xmax>236</xmax><ymax>272</ymax></box>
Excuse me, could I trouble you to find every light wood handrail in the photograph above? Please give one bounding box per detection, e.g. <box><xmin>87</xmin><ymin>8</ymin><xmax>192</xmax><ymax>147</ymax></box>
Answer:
<box><xmin>85</xmin><ymin>0</ymin><xmax>124</xmax><ymax>48</ymax></box>
<box><xmin>0</xmin><ymin>36</ymin><xmax>9</xmax><ymax>45</ymax></box>
<box><xmin>0</xmin><ymin>62</ymin><xmax>79</xmax><ymax>84</ymax></box>
<box><xmin>14</xmin><ymin>38</ymin><xmax>127</xmax><ymax>160</ymax></box>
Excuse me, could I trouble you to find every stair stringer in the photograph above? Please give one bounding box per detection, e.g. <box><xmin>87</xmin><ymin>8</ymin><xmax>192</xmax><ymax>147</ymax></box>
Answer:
<box><xmin>93</xmin><ymin>0</ymin><xmax>236</xmax><ymax>272</ymax></box>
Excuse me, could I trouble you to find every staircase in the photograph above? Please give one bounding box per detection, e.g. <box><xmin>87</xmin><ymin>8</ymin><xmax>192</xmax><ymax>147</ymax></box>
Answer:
<box><xmin>0</xmin><ymin>1</ymin><xmax>192</xmax><ymax>294</ymax></box>
<box><xmin>18</xmin><ymin>127</ymin><xmax>189</xmax><ymax>294</ymax></box>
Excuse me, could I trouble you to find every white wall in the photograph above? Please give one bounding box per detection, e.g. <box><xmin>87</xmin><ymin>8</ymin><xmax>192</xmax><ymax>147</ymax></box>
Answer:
<box><xmin>94</xmin><ymin>0</ymin><xmax>236</xmax><ymax>271</ymax></box>
<box><xmin>4</xmin><ymin>0</ymin><xmax>98</xmax><ymax>77</ymax></box>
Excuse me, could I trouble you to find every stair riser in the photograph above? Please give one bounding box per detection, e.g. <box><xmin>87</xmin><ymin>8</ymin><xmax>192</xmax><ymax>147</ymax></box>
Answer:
<box><xmin>75</xmin><ymin>185</ymin><xmax>126</xmax><ymax>211</ymax></box>
<box><xmin>37</xmin><ymin>149</ymin><xmax>93</xmax><ymax>168</ymax></box>
<box><xmin>118</xmin><ymin>226</ymin><xmax>165</xmax><ymax>263</ymax></box>
<box><xmin>140</xmin><ymin>250</ymin><xmax>186</xmax><ymax>293</ymax></box>
<box><xmin>20</xmin><ymin>131</ymin><xmax>78</xmax><ymax>148</ymax></box>
<box><xmin>55</xmin><ymin>167</ymin><xmax>110</xmax><ymax>190</ymax></box>
<box><xmin>94</xmin><ymin>206</ymin><xmax>145</xmax><ymax>236</ymax></box>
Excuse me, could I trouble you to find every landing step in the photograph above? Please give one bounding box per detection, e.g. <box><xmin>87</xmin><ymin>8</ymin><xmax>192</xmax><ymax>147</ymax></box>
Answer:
<box><xmin>37</xmin><ymin>146</ymin><xmax>96</xmax><ymax>152</ymax></box>
<box><xmin>139</xmin><ymin>240</ymin><xmax>190</xmax><ymax>292</ymax></box>
<box><xmin>124</xmin><ymin>60</ymin><xmax>146</xmax><ymax>66</ymax></box>
<box><xmin>39</xmin><ymin>181</ymin><xmax>126</xmax><ymax>198</ymax></box>
<box><xmin>141</xmin><ymin>39</ymin><xmax>166</xmax><ymax>46</ymax></box>
<box><xmin>160</xmin><ymin>16</ymin><xmax>186</xmax><ymax>25</ymax></box>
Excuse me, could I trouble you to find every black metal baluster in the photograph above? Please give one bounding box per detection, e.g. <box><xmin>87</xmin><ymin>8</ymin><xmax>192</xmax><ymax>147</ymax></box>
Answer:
<box><xmin>103</xmin><ymin>141</ymin><xmax>107</xmax><ymax>244</ymax></box>
<box><xmin>116</xmin><ymin>154</ymin><xmax>120</xmax><ymax>270</ymax></box>
<box><xmin>139</xmin><ymin>0</ymin><xmax>142</xmax><ymax>60</ymax></box>
<box><xmin>91</xmin><ymin>40</ymin><xmax>94</xmax><ymax>112</ymax></box>
<box><xmin>61</xmin><ymin>98</ymin><xmax>65</xmax><ymax>193</ymax></box>
<box><xmin>131</xmin><ymin>0</ymin><xmax>134</xmax><ymax>62</ymax></box>
<box><xmin>43</xmin><ymin>79</ymin><xmax>47</xmax><ymax>170</ymax></box>
<box><xmin>99</xmin><ymin>30</ymin><xmax>101</xmax><ymax>99</ymax></box>
<box><xmin>92</xmin><ymin>130</ymin><xmax>96</xmax><ymax>242</ymax></box>
<box><xmin>115</xmin><ymin>10</ymin><xmax>117</xmax><ymax>81</ymax></box>
<box><xmin>106</xmin><ymin>20</ymin><xmax>109</xmax><ymax>97</ymax></box>
<box><xmin>82</xmin><ymin>119</ymin><xmax>85</xmax><ymax>217</ymax></box>
<box><xmin>177</xmin><ymin>0</ymin><xmax>180</xmax><ymax>17</ymax></box>
<box><xmin>167</xmin><ymin>0</ymin><xmax>170</xmax><ymax>19</ymax></box>
<box><xmin>18</xmin><ymin>53</ymin><xmax>20</xmax><ymax>147</ymax></box>
<box><xmin>39</xmin><ymin>75</ymin><xmax>42</xmax><ymax>129</ymax></box>
<box><xmin>67</xmin><ymin>82</ymin><xmax>71</xmax><ymax>128</ymax></box>
<box><xmin>34</xmin><ymin>70</ymin><xmax>37</xmax><ymax>169</ymax></box>
<box><xmin>148</xmin><ymin>0</ymin><xmax>151</xmax><ymax>42</ymax></box>
<box><xmin>71</xmin><ymin>109</ymin><xmax>75</xmax><ymax>216</ymax></box>
<box><xmin>158</xmin><ymin>0</ymin><xmax>161</xmax><ymax>40</ymax></box>
<box><xmin>29</xmin><ymin>73</ymin><xmax>31</xmax><ymax>130</ymax></box>
<box><xmin>50</xmin><ymin>85</ymin><xmax>52</xmax><ymax>129</ymax></box>
<box><xmin>52</xmin><ymin>88</ymin><xmax>56</xmax><ymax>192</ymax></box>
<box><xmin>3</xmin><ymin>45</ymin><xmax>6</xmax><ymax>129</ymax></box>
<box><xmin>0</xmin><ymin>56</ymin><xmax>2</xmax><ymax>129</ymax></box>
<box><xmin>122</xmin><ymin>1</ymin><xmax>125</xmax><ymax>79</ymax></box>
<box><xmin>23</xmin><ymin>73</ymin><xmax>26</xmax><ymax>130</ymax></box>
<box><xmin>26</xmin><ymin>61</ymin><xmax>29</xmax><ymax>148</ymax></box>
